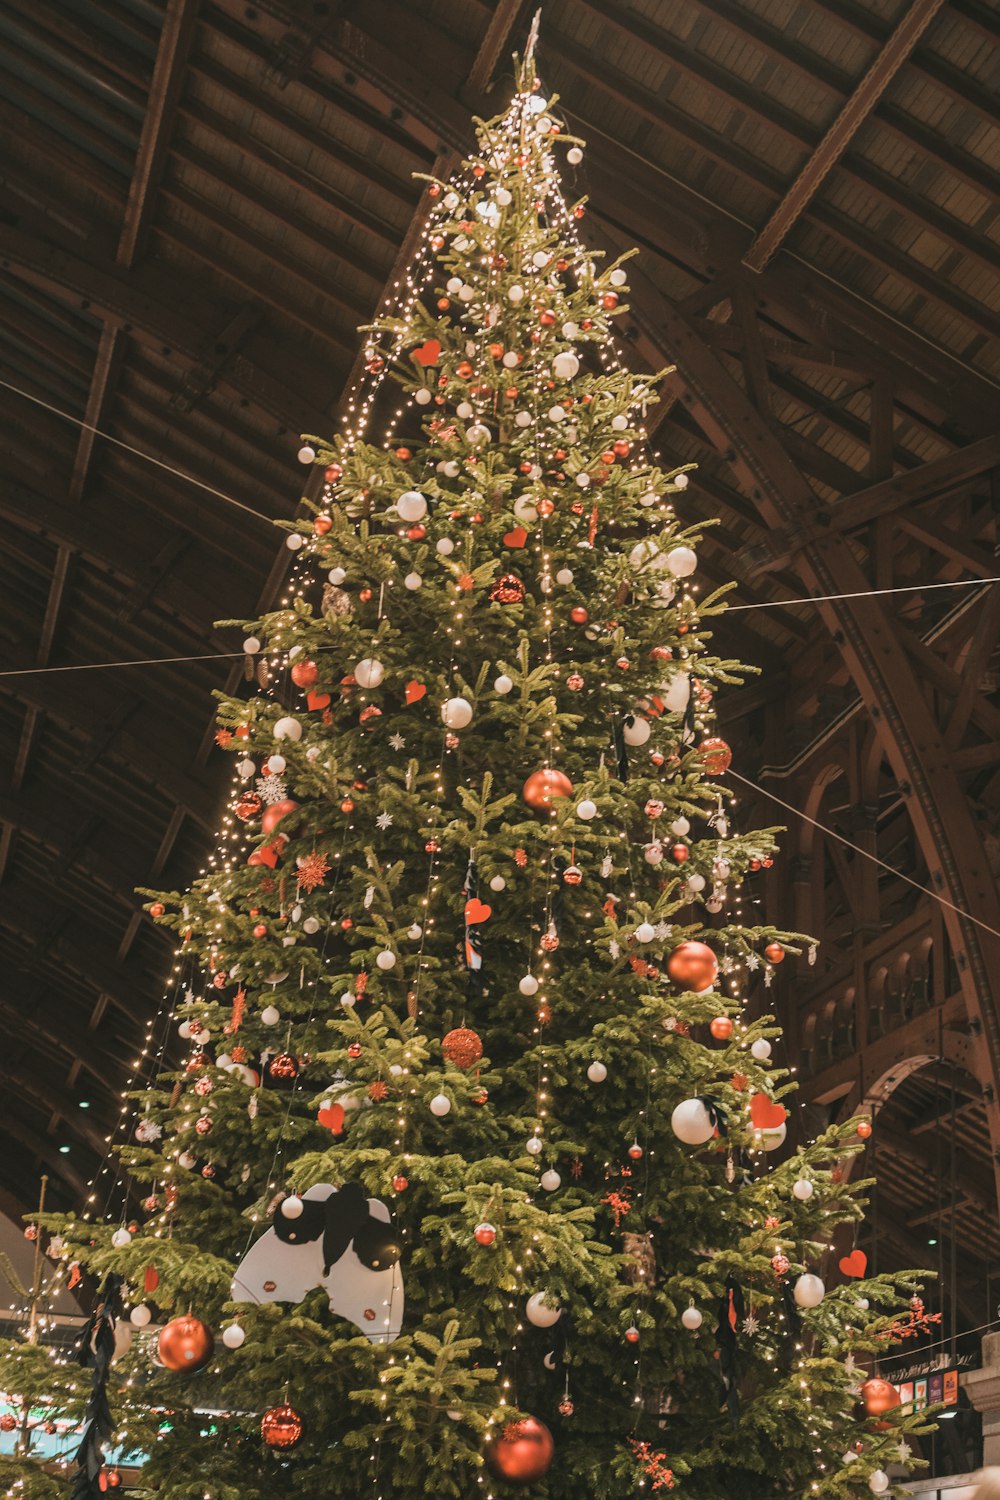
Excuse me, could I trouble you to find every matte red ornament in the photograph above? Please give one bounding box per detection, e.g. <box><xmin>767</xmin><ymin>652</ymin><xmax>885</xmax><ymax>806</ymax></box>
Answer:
<box><xmin>860</xmin><ymin>1378</ymin><xmax>900</xmax><ymax>1418</ymax></box>
<box><xmin>839</xmin><ymin>1249</ymin><xmax>868</xmax><ymax>1278</ymax></box>
<box><xmin>261</xmin><ymin>1402</ymin><xmax>304</xmax><ymax>1449</ymax></box>
<box><xmin>666</xmin><ymin>940</ymin><xmax>718</xmax><ymax>992</ymax></box>
<box><xmin>235</xmin><ymin>792</ymin><xmax>263</xmax><ymax>821</ymax></box>
<box><xmin>475</xmin><ymin>1222</ymin><xmax>497</xmax><ymax>1247</ymax></box>
<box><xmin>290</xmin><ymin>660</ymin><xmax>318</xmax><ymax>688</ymax></box>
<box><xmin>392</xmin><ymin>1174</ymin><xmax>409</xmax><ymax>1192</ymax></box>
<box><xmin>709</xmin><ymin>1016</ymin><xmax>734</xmax><ymax>1041</ymax></box>
<box><xmin>569</xmin><ymin>605</ymin><xmax>588</xmax><ymax>624</ymax></box>
<box><xmin>157</xmin><ymin>1314</ymin><xmax>214</xmax><ymax>1373</ymax></box>
<box><xmin>523</xmin><ymin>768</ymin><xmax>573</xmax><ymax>810</ymax></box>
<box><xmin>485</xmin><ymin>1417</ymin><xmax>555</xmax><ymax>1484</ymax></box>
<box><xmin>261</xmin><ymin>799</ymin><xmax>299</xmax><ymax>837</ymax></box>
<box><xmin>442</xmin><ymin>1027</ymin><xmax>483</xmax><ymax>1069</ymax></box>
<box><xmin>0</xmin><ymin>1415</ymin><xmax>16</xmax><ymax>1432</ymax></box>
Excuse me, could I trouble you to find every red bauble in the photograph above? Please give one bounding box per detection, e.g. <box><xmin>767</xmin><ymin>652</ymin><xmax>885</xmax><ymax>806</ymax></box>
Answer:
<box><xmin>666</xmin><ymin>940</ymin><xmax>718</xmax><ymax>992</ymax></box>
<box><xmin>563</xmin><ymin>864</ymin><xmax>582</xmax><ymax>885</ymax></box>
<box><xmin>709</xmin><ymin>1016</ymin><xmax>734</xmax><ymax>1041</ymax></box>
<box><xmin>765</xmin><ymin>942</ymin><xmax>786</xmax><ymax>964</ymax></box>
<box><xmin>392</xmin><ymin>1175</ymin><xmax>409</xmax><ymax>1192</ymax></box>
<box><xmin>475</xmin><ymin>1221</ymin><xmax>497</xmax><ymax>1246</ymax></box>
<box><xmin>523</xmin><ymin>768</ymin><xmax>573</xmax><ymax>810</ymax></box>
<box><xmin>252</xmin><ymin>923</ymin><xmax>268</xmax><ymax>938</ymax></box>
<box><xmin>235</xmin><ymin>792</ymin><xmax>263</xmax><ymax>821</ymax></box>
<box><xmin>566</xmin><ymin>672</ymin><xmax>584</xmax><ymax>691</ymax></box>
<box><xmin>261</xmin><ymin>799</ymin><xmax>299</xmax><ymax>837</ymax></box>
<box><xmin>625</xmin><ymin>1325</ymin><xmax>641</xmax><ymax>1344</ymax></box>
<box><xmin>860</xmin><ymin>1378</ymin><xmax>901</xmax><ymax>1417</ymax></box>
<box><xmin>442</xmin><ymin>1027</ymin><xmax>484</xmax><ymax>1069</ymax></box>
<box><xmin>855</xmin><ymin>1118</ymin><xmax>873</xmax><ymax>1139</ymax></box>
<box><xmin>569</xmin><ymin>605</ymin><xmax>588</xmax><ymax>624</ymax></box>
<box><xmin>490</xmin><ymin>573</ymin><xmax>527</xmax><ymax>605</ymax></box>
<box><xmin>268</xmin><ymin>1052</ymin><xmax>299</xmax><ymax>1081</ymax></box>
<box><xmin>149</xmin><ymin>902</ymin><xmax>165</xmax><ymax>918</ymax></box>
<box><xmin>602</xmin><ymin>291</ymin><xmax>619</xmax><ymax>309</ymax></box>
<box><xmin>261</xmin><ymin>1402</ymin><xmax>304</xmax><ymax>1449</ymax></box>
<box><xmin>313</xmin><ymin>515</ymin><xmax>332</xmax><ymax>534</ymax></box>
<box><xmin>697</xmin><ymin>736</ymin><xmax>732</xmax><ymax>775</ymax></box>
<box><xmin>157</xmin><ymin>1315</ymin><xmax>214</xmax><ymax>1373</ymax></box>
<box><xmin>485</xmin><ymin>1417</ymin><xmax>555</xmax><ymax>1484</ymax></box>
<box><xmin>671</xmin><ymin>843</ymin><xmax>689</xmax><ymax>862</ymax></box>
<box><xmin>106</xmin><ymin>1472</ymin><xmax>123</xmax><ymax>1489</ymax></box>
<box><xmin>290</xmin><ymin>659</ymin><xmax>319</xmax><ymax>689</ymax></box>
<box><xmin>347</xmin><ymin>1042</ymin><xmax>363</xmax><ymax>1059</ymax></box>
<box><xmin>0</xmin><ymin>1414</ymin><xmax>16</xmax><ymax>1432</ymax></box>
<box><xmin>627</xmin><ymin>1143</ymin><xmax>643</xmax><ymax>1160</ymax></box>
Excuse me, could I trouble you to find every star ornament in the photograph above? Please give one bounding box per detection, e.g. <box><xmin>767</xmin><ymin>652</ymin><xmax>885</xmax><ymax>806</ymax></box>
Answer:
<box><xmin>296</xmin><ymin>850</ymin><xmax>330</xmax><ymax>892</ymax></box>
<box><xmin>741</xmin><ymin>1312</ymin><xmax>760</xmax><ymax>1335</ymax></box>
<box><xmin>375</xmin><ymin>812</ymin><xmax>394</xmax><ymax>830</ymax></box>
<box><xmin>389</xmin><ymin>733</ymin><xmax>406</xmax><ymax>751</ymax></box>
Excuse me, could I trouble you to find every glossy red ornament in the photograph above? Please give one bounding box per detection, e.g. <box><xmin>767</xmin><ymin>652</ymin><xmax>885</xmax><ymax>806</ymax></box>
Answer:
<box><xmin>538</xmin><ymin>309</ymin><xmax>556</xmax><ymax>327</ymax></box>
<box><xmin>671</xmin><ymin>843</ymin><xmax>689</xmax><ymax>862</ymax></box>
<box><xmin>290</xmin><ymin>660</ymin><xmax>318</xmax><ymax>688</ymax></box>
<box><xmin>392</xmin><ymin>1175</ymin><xmax>409</xmax><ymax>1192</ymax></box>
<box><xmin>407</xmin><ymin>524</ymin><xmax>426</xmax><ymax>541</ymax></box>
<box><xmin>666</xmin><ymin>940</ymin><xmax>718</xmax><ymax>992</ymax></box>
<box><xmin>627</xmin><ymin>1143</ymin><xmax>643</xmax><ymax>1160</ymax></box>
<box><xmin>261</xmin><ymin>799</ymin><xmax>299</xmax><ymax>837</ymax></box>
<box><xmin>537</xmin><ymin>497</ymin><xmax>555</xmax><ymax>518</ymax></box>
<box><xmin>523</xmin><ymin>768</ymin><xmax>573</xmax><ymax>810</ymax></box>
<box><xmin>157</xmin><ymin>1314</ymin><xmax>214</xmax><ymax>1373</ymax></box>
<box><xmin>252</xmin><ymin>923</ymin><xmax>267</xmax><ymax>939</ymax></box>
<box><xmin>625</xmin><ymin>1325</ymin><xmax>641</xmax><ymax>1344</ymax></box>
<box><xmin>860</xmin><ymin>1378</ymin><xmax>901</xmax><ymax>1417</ymax></box>
<box><xmin>313</xmin><ymin>515</ymin><xmax>332</xmax><ymax>534</ymax></box>
<box><xmin>570</xmin><ymin>605</ymin><xmax>588</xmax><ymax>624</ymax></box>
<box><xmin>612</xmin><ymin>439</ymin><xmax>631</xmax><ymax>457</ymax></box>
<box><xmin>261</xmin><ymin>1402</ymin><xmax>304</xmax><ymax>1449</ymax></box>
<box><xmin>149</xmin><ymin>902</ymin><xmax>165</xmax><ymax>918</ymax></box>
<box><xmin>602</xmin><ymin>291</ymin><xmax>619</xmax><ymax>309</ymax></box>
<box><xmin>324</xmin><ymin>463</ymin><xmax>343</xmax><ymax>483</ymax></box>
<box><xmin>697</xmin><ymin>737</ymin><xmax>732</xmax><ymax>775</ymax></box>
<box><xmin>710</xmin><ymin>1016</ymin><xmax>734</xmax><ymax>1041</ymax></box>
<box><xmin>485</xmin><ymin>1417</ymin><xmax>555</xmax><ymax>1484</ymax></box>
<box><xmin>475</xmin><ymin>1221</ymin><xmax>497</xmax><ymax>1246</ymax></box>
<box><xmin>855</xmin><ymin>1118</ymin><xmax>873</xmax><ymax>1139</ymax></box>
<box><xmin>442</xmin><ymin>1027</ymin><xmax>483</xmax><ymax>1069</ymax></box>
<box><xmin>106</xmin><ymin>1472</ymin><xmax>122</xmax><ymax>1489</ymax></box>
<box><xmin>765</xmin><ymin>942</ymin><xmax>786</xmax><ymax>964</ymax></box>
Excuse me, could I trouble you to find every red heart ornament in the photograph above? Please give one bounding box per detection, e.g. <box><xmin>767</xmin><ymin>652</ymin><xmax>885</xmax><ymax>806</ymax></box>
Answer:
<box><xmin>405</xmin><ymin>680</ymin><xmax>427</xmax><ymax>705</ymax></box>
<box><xmin>749</xmin><ymin>1092</ymin><xmax>787</xmax><ymax>1130</ymax></box>
<box><xmin>411</xmin><ymin>339</ymin><xmax>441</xmax><ymax>367</ymax></box>
<box><xmin>317</xmin><ymin>1102</ymin><xmax>345</xmax><ymax>1136</ymax></box>
<box><xmin>306</xmin><ymin>690</ymin><xmax>331</xmax><ymax>710</ymax></box>
<box><xmin>464</xmin><ymin>898</ymin><xmax>493</xmax><ymax>925</ymax></box>
<box><xmin>503</xmin><ymin>526</ymin><xmax>528</xmax><ymax>548</ymax></box>
<box><xmin>144</xmin><ymin>1265</ymin><xmax>160</xmax><ymax>1294</ymax></box>
<box><xmin>839</xmin><ymin>1249</ymin><xmax>868</xmax><ymax>1278</ymax></box>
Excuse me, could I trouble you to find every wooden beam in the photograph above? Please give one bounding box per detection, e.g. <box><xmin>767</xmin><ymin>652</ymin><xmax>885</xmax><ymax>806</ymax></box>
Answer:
<box><xmin>465</xmin><ymin>0</ymin><xmax>532</xmax><ymax>97</ymax></box>
<box><xmin>743</xmin><ymin>0</ymin><xmax>948</xmax><ymax>271</ymax></box>
<box><xmin>827</xmin><ymin>434</ymin><xmax>1000</xmax><ymax>532</ymax></box>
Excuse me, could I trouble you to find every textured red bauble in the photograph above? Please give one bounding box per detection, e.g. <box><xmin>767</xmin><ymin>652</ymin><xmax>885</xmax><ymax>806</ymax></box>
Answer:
<box><xmin>261</xmin><ymin>799</ymin><xmax>299</xmax><ymax>837</ymax></box>
<box><xmin>313</xmin><ymin>515</ymin><xmax>332</xmax><ymax>534</ymax></box>
<box><xmin>490</xmin><ymin>573</ymin><xmax>527</xmax><ymax>605</ymax></box>
<box><xmin>442</xmin><ymin>1027</ymin><xmax>484</xmax><ymax>1069</ymax></box>
<box><xmin>268</xmin><ymin>1052</ymin><xmax>299</xmax><ymax>1081</ymax></box>
<box><xmin>475</xmin><ymin>1221</ymin><xmax>497</xmax><ymax>1246</ymax></box>
<box><xmin>709</xmin><ymin>1016</ymin><xmax>734</xmax><ymax>1041</ymax></box>
<box><xmin>347</xmin><ymin>1041</ymin><xmax>363</xmax><ymax>1059</ymax></box>
<box><xmin>0</xmin><ymin>1414</ymin><xmax>16</xmax><ymax>1432</ymax></box>
<box><xmin>235</xmin><ymin>792</ymin><xmax>263</xmax><ymax>821</ymax></box>
<box><xmin>697</xmin><ymin>736</ymin><xmax>732</xmax><ymax>775</ymax></box>
<box><xmin>157</xmin><ymin>1314</ymin><xmax>214</xmax><ymax>1373</ymax></box>
<box><xmin>860</xmin><ymin>1378</ymin><xmax>900</xmax><ymax>1417</ymax></box>
<box><xmin>485</xmin><ymin>1417</ymin><xmax>555</xmax><ymax>1483</ymax></box>
<box><xmin>523</xmin><ymin>768</ymin><xmax>573</xmax><ymax>810</ymax></box>
<box><xmin>261</xmin><ymin>1402</ymin><xmax>304</xmax><ymax>1449</ymax></box>
<box><xmin>764</xmin><ymin>942</ymin><xmax>786</xmax><ymax>964</ymax></box>
<box><xmin>290</xmin><ymin>659</ymin><xmax>318</xmax><ymax>688</ymax></box>
<box><xmin>149</xmin><ymin>901</ymin><xmax>166</xmax><ymax>918</ymax></box>
<box><xmin>666</xmin><ymin>940</ymin><xmax>718</xmax><ymax>992</ymax></box>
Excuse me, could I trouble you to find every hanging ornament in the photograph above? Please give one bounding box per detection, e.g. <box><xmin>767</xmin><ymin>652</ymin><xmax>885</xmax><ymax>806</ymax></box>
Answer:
<box><xmin>709</xmin><ymin>1016</ymin><xmax>733</xmax><ymax>1040</ymax></box>
<box><xmin>861</xmin><ymin>1379</ymin><xmax>901</xmax><ymax>1417</ymax></box>
<box><xmin>441</xmin><ymin>697</ymin><xmax>474</xmax><ymax>729</ymax></box>
<box><xmin>670</xmin><ymin>1098</ymin><xmax>716</xmax><ymax>1146</ymax></box>
<box><xmin>157</xmin><ymin>1315</ymin><xmax>215</xmax><ymax>1374</ymax></box>
<box><xmin>485</xmin><ymin>1417</ymin><xmax>554</xmax><ymax>1484</ymax></box>
<box><xmin>792</xmin><ymin>1178</ymin><xmax>814</xmax><ymax>1201</ymax></box>
<box><xmin>222</xmin><ymin>1323</ymin><xmax>245</xmax><ymax>1349</ymax></box>
<box><xmin>474</xmin><ymin>1222</ymin><xmax>497</xmax><ymax>1246</ymax></box>
<box><xmin>869</xmin><ymin>1472</ymin><xmax>890</xmax><ymax>1494</ymax></box>
<box><xmin>587</xmin><ymin>1060</ymin><xmax>607</xmax><ymax>1083</ymax></box>
<box><xmin>354</xmin><ymin>659</ymin><xmax>385</xmax><ymax>689</ymax></box>
<box><xmin>523</xmin><ymin>768</ymin><xmax>573</xmax><ymax>809</ymax></box>
<box><xmin>681</xmin><ymin>1306</ymin><xmax>703</xmax><ymax>1330</ymax></box>
<box><xmin>396</xmin><ymin>490</ymin><xmax>428</xmax><ymax>522</ymax></box>
<box><xmin>442</xmin><ymin>1027</ymin><xmax>483</xmax><ymax>1068</ymax></box>
<box><xmin>765</xmin><ymin>941</ymin><xmax>786</xmax><ymax>963</ymax></box>
<box><xmin>261</xmin><ymin>1402</ymin><xmax>304</xmax><ymax>1449</ymax></box>
<box><xmin>666</xmin><ymin>941</ymin><xmax>718</xmax><ymax>992</ymax></box>
<box><xmin>697</xmin><ymin>737</ymin><xmax>732</xmax><ymax>775</ymax></box>
<box><xmin>525</xmin><ymin>1292</ymin><xmax>561</xmax><ymax>1328</ymax></box>
<box><xmin>792</xmin><ymin>1273</ymin><xmax>825</xmax><ymax>1309</ymax></box>
<box><xmin>490</xmin><ymin>573</ymin><xmax>527</xmax><ymax>604</ymax></box>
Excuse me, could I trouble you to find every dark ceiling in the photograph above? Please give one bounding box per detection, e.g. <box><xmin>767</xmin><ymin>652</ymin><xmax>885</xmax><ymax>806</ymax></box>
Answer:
<box><xmin>0</xmin><ymin>0</ymin><xmax>998</xmax><ymax>1321</ymax></box>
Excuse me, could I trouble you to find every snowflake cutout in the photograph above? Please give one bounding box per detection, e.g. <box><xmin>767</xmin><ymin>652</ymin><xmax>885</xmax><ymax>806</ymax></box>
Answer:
<box><xmin>388</xmin><ymin>733</ymin><xmax>406</xmax><ymax>751</ymax></box>
<box><xmin>764</xmin><ymin>968</ymin><xmax>774</xmax><ymax>988</ymax></box>
<box><xmin>720</xmin><ymin>954</ymin><xmax>737</xmax><ymax>975</ymax></box>
<box><xmin>807</xmin><ymin>943</ymin><xmax>817</xmax><ymax>967</ymax></box>
<box><xmin>654</xmin><ymin>920</ymin><xmax>672</xmax><ymax>942</ymax></box>
<box><xmin>296</xmin><ymin>851</ymin><xmax>330</xmax><ymax>892</ymax></box>
<box><xmin>256</xmin><ymin>773</ymin><xmax>287</xmax><ymax>805</ymax></box>
<box><xmin>745</xmin><ymin>951</ymin><xmax>761</xmax><ymax>971</ymax></box>
<box><xmin>375</xmin><ymin>811</ymin><xmax>394</xmax><ymax>830</ymax></box>
<box><xmin>897</xmin><ymin>1441</ymin><xmax>911</xmax><ymax>1463</ymax></box>
<box><xmin>742</xmin><ymin>1311</ymin><xmax>760</xmax><ymax>1336</ymax></box>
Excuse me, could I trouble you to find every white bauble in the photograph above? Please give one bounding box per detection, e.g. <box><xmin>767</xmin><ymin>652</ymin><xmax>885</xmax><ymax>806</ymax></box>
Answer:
<box><xmin>441</xmin><ymin>459</ymin><xmax>460</xmax><ymax>477</ymax></box>
<box><xmin>302</xmin><ymin>916</ymin><xmax>320</xmax><ymax>935</ymax></box>
<box><xmin>671</xmin><ymin>1098</ymin><xmax>715</xmax><ymax>1145</ymax></box>
<box><xmin>458</xmin><ymin>283</ymin><xmax>476</xmax><ymax>300</ymax></box>
<box><xmin>640</xmin><ymin>489</ymin><xmax>658</xmax><ymax>507</ymax></box>
<box><xmin>436</xmin><ymin>537</ymin><xmax>455</xmax><ymax>555</ymax></box>
<box><xmin>552</xmin><ymin>352</ymin><xmax>579</xmax><ymax>380</ymax></box>
<box><xmin>576</xmin><ymin>472</ymin><xmax>591</xmax><ymax>488</ymax></box>
<box><xmin>429</xmin><ymin>1093</ymin><xmax>451</xmax><ymax>1118</ymax></box>
<box><xmin>681</xmin><ymin>1306</ymin><xmax>703</xmax><ymax>1331</ymax></box>
<box><xmin>376</xmin><ymin>949</ymin><xmax>396</xmax><ymax>971</ymax></box>
<box><xmin>281</xmin><ymin>1195</ymin><xmax>304</xmax><ymax>1220</ymax></box>
<box><xmin>222</xmin><ymin>1323</ymin><xmax>246</xmax><ymax>1349</ymax></box>
<box><xmin>404</xmin><ymin>572</ymin><xmax>423</xmax><ymax>591</ymax></box>
<box><xmin>237</xmin><ymin>757</ymin><xmax>255</xmax><ymax>777</ymax></box>
<box><xmin>502</xmin><ymin>351</ymin><xmax>519</xmax><ymax>368</ymax></box>
<box><xmin>555</xmin><ymin>568</ymin><xmax>573</xmax><ymax>585</ymax></box>
<box><xmin>442</xmin><ymin>696</ymin><xmax>473</xmax><ymax>729</ymax></box>
<box><xmin>396</xmin><ymin>490</ymin><xmax>427</xmax><ymax>522</ymax></box>
<box><xmin>567</xmin><ymin>146</ymin><xmax>583</xmax><ymax>165</ymax></box>
<box><xmin>547</xmin><ymin>404</ymin><xmax>566</xmax><ymax>423</ymax></box>
<box><xmin>644</xmin><ymin>842</ymin><xmax>664</xmax><ymax>865</ymax></box>
<box><xmin>414</xmin><ymin>386</ymin><xmax>432</xmax><ymax>405</ymax></box>
<box><xmin>686</xmin><ymin>873</ymin><xmax>706</xmax><ymax>894</ymax></box>
<box><xmin>285</xmin><ymin>533</ymin><xmax>304</xmax><ymax>551</ymax></box>
<box><xmin>540</xmin><ymin>1169</ymin><xmax>561</xmax><ymax>1192</ymax></box>
<box><xmin>761</xmin><ymin>1122</ymin><xmax>787</xmax><ymax>1152</ymax></box>
<box><xmin>328</xmin><ymin>566</ymin><xmax>347</xmax><ymax>585</ymax></box>
<box><xmin>670</xmin><ymin>816</ymin><xmax>691</xmax><ymax>837</ymax></box>
<box><xmin>792</xmin><ymin>1178</ymin><xmax>814</xmax><ymax>1202</ymax></box>
<box><xmin>514</xmin><ymin>410</ymin><xmax>533</xmax><ymax>428</ymax></box>
<box><xmin>587</xmin><ymin>1060</ymin><xmax>607</xmax><ymax>1084</ymax></box>
<box><xmin>856</xmin><ymin>1297</ymin><xmax>870</xmax><ymax>1310</ymax></box>
<box><xmin>178</xmin><ymin>1151</ymin><xmax>197</xmax><ymax>1170</ymax></box>
<box><xmin>273</xmin><ymin>716</ymin><xmax>301</xmax><ymax>742</ymax></box>
<box><xmin>666</xmin><ymin>545</ymin><xmax>698</xmax><ymax>578</ymax></box>
<box><xmin>178</xmin><ymin>1019</ymin><xmax>193</xmax><ymax>1040</ymax></box>
<box><xmin>513</xmin><ymin>496</ymin><xmax>538</xmax><ymax>524</ymax></box>
<box><xmin>519</xmin><ymin>974</ymin><xmax>539</xmax><ymax>996</ymax></box>
<box><xmin>456</xmin><ymin>401</ymin><xmax>473</xmax><ymax>420</ymax></box>
<box><xmin>297</xmin><ymin>444</ymin><xmax>315</xmax><ymax>464</ymax></box>
<box><xmin>129</xmin><ymin>1304</ymin><xmax>152</xmax><ymax>1327</ymax></box>
<box><xmin>623</xmin><ymin>715</ymin><xmax>651</xmax><ymax>746</ymax></box>
<box><xmin>408</xmin><ymin>923</ymin><xmax>423</xmax><ymax>940</ymax></box>
<box><xmin>611</xmin><ymin>414</ymin><xmax>628</xmax><ymax>431</ymax></box>
<box><xmin>466</xmin><ymin>422</ymin><xmax>491</xmax><ymax>446</ymax></box>
<box><xmin>562</xmin><ymin>321</ymin><xmax>579</xmax><ymax>338</ymax></box>
<box><xmin>111</xmin><ymin>1228</ymin><xmax>132</xmax><ymax>1249</ymax></box>
<box><xmin>243</xmin><ymin>635</ymin><xmax>260</xmax><ymax>654</ymax></box>
<box><xmin>508</xmin><ymin>284</ymin><xmax>525</xmax><ymax>303</ymax></box>
<box><xmin>526</xmin><ymin>1135</ymin><xmax>543</xmax><ymax>1156</ymax></box>
<box><xmin>266</xmin><ymin>754</ymin><xmax>285</xmax><ymax>775</ymax></box>
<box><xmin>610</xmin><ymin>267</ymin><xmax>628</xmax><ymax>287</ymax></box>
<box><xmin>526</xmin><ymin>1292</ymin><xmax>561</xmax><ymax>1328</ymax></box>
<box><xmin>355</xmin><ymin>658</ymin><xmax>385</xmax><ymax>689</ymax></box>
<box><xmin>869</xmin><ymin>1472</ymin><xmax>890</xmax><ymax>1495</ymax></box>
<box><xmin>793</xmin><ymin>1273</ymin><xmax>825</xmax><ymax>1309</ymax></box>
<box><xmin>750</xmin><ymin>1038</ymin><xmax>772</xmax><ymax>1061</ymax></box>
<box><xmin>664</xmin><ymin>675</ymin><xmax>691</xmax><ymax>714</ymax></box>
<box><xmin>495</xmin><ymin>187</ymin><xmax>512</xmax><ymax>206</ymax></box>
<box><xmin>446</xmin><ymin>277</ymin><xmax>463</xmax><ymax>294</ymax></box>
<box><xmin>635</xmin><ymin>922</ymin><xmax>656</xmax><ymax>943</ymax></box>
<box><xmin>260</xmin><ymin>1005</ymin><xmax>281</xmax><ymax>1026</ymax></box>
<box><xmin>673</xmin><ymin>472</ymin><xmax>690</xmax><ymax>489</ymax></box>
<box><xmin>494</xmin><ymin>674</ymin><xmax>513</xmax><ymax>695</ymax></box>
<box><xmin>489</xmin><ymin>875</ymin><xmax>506</xmax><ymax>892</ymax></box>
<box><xmin>576</xmin><ymin>799</ymin><xmax>598</xmax><ymax>821</ymax></box>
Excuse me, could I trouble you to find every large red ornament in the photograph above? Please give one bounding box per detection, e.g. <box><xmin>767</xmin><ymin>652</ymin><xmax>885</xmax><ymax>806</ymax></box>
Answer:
<box><xmin>765</xmin><ymin>942</ymin><xmax>786</xmax><ymax>964</ymax></box>
<box><xmin>666</xmin><ymin>940</ymin><xmax>718</xmax><ymax>992</ymax></box>
<box><xmin>485</xmin><ymin>1416</ymin><xmax>555</xmax><ymax>1483</ymax></box>
<box><xmin>860</xmin><ymin>1378</ymin><xmax>901</xmax><ymax>1418</ymax></box>
<box><xmin>157</xmin><ymin>1314</ymin><xmax>214</xmax><ymax>1373</ymax></box>
<box><xmin>0</xmin><ymin>1414</ymin><xmax>16</xmax><ymax>1432</ymax></box>
<box><xmin>489</xmin><ymin>573</ymin><xmax>526</xmax><ymax>605</ymax></box>
<box><xmin>442</xmin><ymin>1027</ymin><xmax>483</xmax><ymax>1069</ymax></box>
<box><xmin>290</xmin><ymin>660</ymin><xmax>319</xmax><ymax>689</ymax></box>
<box><xmin>709</xmin><ymin>1016</ymin><xmax>733</xmax><ymax>1041</ymax></box>
<box><xmin>261</xmin><ymin>799</ymin><xmax>299</xmax><ymax>837</ymax></box>
<box><xmin>261</xmin><ymin>1402</ymin><xmax>304</xmax><ymax>1449</ymax></box>
<box><xmin>697</xmin><ymin>737</ymin><xmax>732</xmax><ymax>775</ymax></box>
<box><xmin>523</xmin><ymin>769</ymin><xmax>573</xmax><ymax>810</ymax></box>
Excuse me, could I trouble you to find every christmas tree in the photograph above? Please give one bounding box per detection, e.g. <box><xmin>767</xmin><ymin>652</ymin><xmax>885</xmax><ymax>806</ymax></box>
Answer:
<box><xmin>16</xmin><ymin>38</ymin><xmax>934</xmax><ymax>1500</ymax></box>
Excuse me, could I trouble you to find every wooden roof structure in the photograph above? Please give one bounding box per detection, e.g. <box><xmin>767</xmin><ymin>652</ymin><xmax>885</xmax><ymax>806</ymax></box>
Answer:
<box><xmin>0</xmin><ymin>0</ymin><xmax>998</xmax><ymax>1331</ymax></box>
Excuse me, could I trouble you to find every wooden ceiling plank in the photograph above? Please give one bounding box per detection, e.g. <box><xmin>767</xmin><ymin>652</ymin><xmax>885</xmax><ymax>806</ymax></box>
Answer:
<box><xmin>464</xmin><ymin>0</ymin><xmax>533</xmax><ymax>97</ymax></box>
<box><xmin>828</xmin><ymin>433</ymin><xmax>1000</xmax><ymax>532</ymax></box>
<box><xmin>946</xmin><ymin>589</ymin><xmax>1000</xmax><ymax>753</ymax></box>
<box><xmin>896</xmin><ymin>513</ymin><xmax>998</xmax><ymax>578</ymax></box>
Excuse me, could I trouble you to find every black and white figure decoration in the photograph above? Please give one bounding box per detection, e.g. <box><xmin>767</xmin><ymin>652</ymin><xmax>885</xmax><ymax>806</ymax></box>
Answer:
<box><xmin>231</xmin><ymin>1182</ymin><xmax>404</xmax><ymax>1343</ymax></box>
